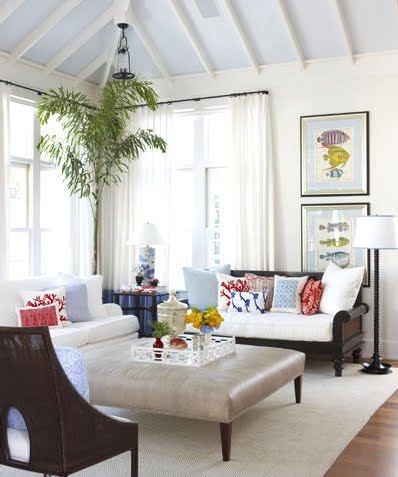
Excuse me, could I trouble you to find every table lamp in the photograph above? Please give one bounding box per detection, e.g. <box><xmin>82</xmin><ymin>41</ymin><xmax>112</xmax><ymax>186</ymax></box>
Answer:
<box><xmin>128</xmin><ymin>222</ymin><xmax>163</xmax><ymax>284</ymax></box>
<box><xmin>354</xmin><ymin>215</ymin><xmax>398</xmax><ymax>374</ymax></box>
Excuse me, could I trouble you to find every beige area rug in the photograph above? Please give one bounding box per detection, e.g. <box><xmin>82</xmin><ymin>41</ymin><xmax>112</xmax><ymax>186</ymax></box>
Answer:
<box><xmin>3</xmin><ymin>361</ymin><xmax>398</xmax><ymax>477</ymax></box>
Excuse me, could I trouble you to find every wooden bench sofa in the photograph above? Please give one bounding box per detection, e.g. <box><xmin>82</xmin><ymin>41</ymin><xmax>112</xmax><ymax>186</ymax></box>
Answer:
<box><xmin>216</xmin><ymin>270</ymin><xmax>369</xmax><ymax>377</ymax></box>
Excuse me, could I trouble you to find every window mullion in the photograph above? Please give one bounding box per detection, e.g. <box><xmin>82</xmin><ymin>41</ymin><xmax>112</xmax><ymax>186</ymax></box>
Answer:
<box><xmin>192</xmin><ymin>115</ymin><xmax>207</xmax><ymax>268</ymax></box>
<box><xmin>31</xmin><ymin>114</ymin><xmax>41</xmax><ymax>275</ymax></box>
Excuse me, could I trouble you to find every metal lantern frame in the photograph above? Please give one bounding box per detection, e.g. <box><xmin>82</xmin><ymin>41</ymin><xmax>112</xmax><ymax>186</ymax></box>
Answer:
<box><xmin>113</xmin><ymin>22</ymin><xmax>135</xmax><ymax>80</ymax></box>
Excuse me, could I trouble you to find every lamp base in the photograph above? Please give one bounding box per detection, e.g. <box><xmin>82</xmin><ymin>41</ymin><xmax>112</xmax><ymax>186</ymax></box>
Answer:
<box><xmin>361</xmin><ymin>361</ymin><xmax>392</xmax><ymax>375</ymax></box>
<box><xmin>138</xmin><ymin>246</ymin><xmax>155</xmax><ymax>285</ymax></box>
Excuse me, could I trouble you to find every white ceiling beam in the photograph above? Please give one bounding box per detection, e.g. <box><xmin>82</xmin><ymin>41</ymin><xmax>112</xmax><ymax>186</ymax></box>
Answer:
<box><xmin>74</xmin><ymin>52</ymin><xmax>108</xmax><ymax>86</ymax></box>
<box><xmin>0</xmin><ymin>0</ymin><xmax>25</xmax><ymax>24</ymax></box>
<box><xmin>221</xmin><ymin>0</ymin><xmax>259</xmax><ymax>74</ymax></box>
<box><xmin>100</xmin><ymin>29</ymin><xmax>120</xmax><ymax>89</ymax></box>
<box><xmin>44</xmin><ymin>6</ymin><xmax>114</xmax><ymax>75</ymax></box>
<box><xmin>113</xmin><ymin>0</ymin><xmax>130</xmax><ymax>23</ymax></box>
<box><xmin>126</xmin><ymin>4</ymin><xmax>172</xmax><ymax>83</ymax></box>
<box><xmin>168</xmin><ymin>0</ymin><xmax>213</xmax><ymax>76</ymax></box>
<box><xmin>331</xmin><ymin>0</ymin><xmax>354</xmax><ymax>64</ymax></box>
<box><xmin>9</xmin><ymin>0</ymin><xmax>83</xmax><ymax>64</ymax></box>
<box><xmin>276</xmin><ymin>0</ymin><xmax>305</xmax><ymax>69</ymax></box>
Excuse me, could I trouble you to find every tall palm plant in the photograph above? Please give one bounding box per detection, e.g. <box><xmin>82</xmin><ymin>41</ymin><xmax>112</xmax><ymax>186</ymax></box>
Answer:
<box><xmin>37</xmin><ymin>79</ymin><xmax>167</xmax><ymax>274</ymax></box>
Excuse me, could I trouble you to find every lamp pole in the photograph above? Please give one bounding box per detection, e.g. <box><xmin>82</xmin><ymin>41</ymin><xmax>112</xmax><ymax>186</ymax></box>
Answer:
<box><xmin>362</xmin><ymin>248</ymin><xmax>391</xmax><ymax>374</ymax></box>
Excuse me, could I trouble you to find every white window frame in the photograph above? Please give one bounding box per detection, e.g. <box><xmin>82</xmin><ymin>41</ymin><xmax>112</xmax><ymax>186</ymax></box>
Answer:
<box><xmin>172</xmin><ymin>105</ymin><xmax>231</xmax><ymax>269</ymax></box>
<box><xmin>9</xmin><ymin>95</ymin><xmax>55</xmax><ymax>276</ymax></box>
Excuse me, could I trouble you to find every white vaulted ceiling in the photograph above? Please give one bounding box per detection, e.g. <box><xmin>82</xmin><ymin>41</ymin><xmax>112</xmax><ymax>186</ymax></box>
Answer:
<box><xmin>0</xmin><ymin>0</ymin><xmax>398</xmax><ymax>87</ymax></box>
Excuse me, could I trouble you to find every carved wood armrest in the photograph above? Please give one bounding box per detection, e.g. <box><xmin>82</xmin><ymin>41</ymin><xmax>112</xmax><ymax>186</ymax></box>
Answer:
<box><xmin>334</xmin><ymin>303</ymin><xmax>369</xmax><ymax>324</ymax></box>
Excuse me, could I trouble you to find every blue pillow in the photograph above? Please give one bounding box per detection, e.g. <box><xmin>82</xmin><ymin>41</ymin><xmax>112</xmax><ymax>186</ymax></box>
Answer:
<box><xmin>7</xmin><ymin>346</ymin><xmax>89</xmax><ymax>430</ymax></box>
<box><xmin>64</xmin><ymin>282</ymin><xmax>91</xmax><ymax>323</ymax></box>
<box><xmin>183</xmin><ymin>264</ymin><xmax>231</xmax><ymax>309</ymax></box>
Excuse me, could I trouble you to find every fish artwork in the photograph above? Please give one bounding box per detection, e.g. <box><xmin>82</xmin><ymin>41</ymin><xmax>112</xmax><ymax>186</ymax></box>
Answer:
<box><xmin>317</xmin><ymin>129</ymin><xmax>350</xmax><ymax>148</ymax></box>
<box><xmin>327</xmin><ymin>168</ymin><xmax>344</xmax><ymax>178</ymax></box>
<box><xmin>323</xmin><ymin>146</ymin><xmax>350</xmax><ymax>171</ymax></box>
<box><xmin>319</xmin><ymin>237</ymin><xmax>350</xmax><ymax>247</ymax></box>
<box><xmin>319</xmin><ymin>251</ymin><xmax>350</xmax><ymax>268</ymax></box>
<box><xmin>319</xmin><ymin>222</ymin><xmax>349</xmax><ymax>233</ymax></box>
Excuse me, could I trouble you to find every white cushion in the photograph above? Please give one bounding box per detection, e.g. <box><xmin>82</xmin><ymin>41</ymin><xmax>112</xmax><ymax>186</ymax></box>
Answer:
<box><xmin>7</xmin><ymin>428</ymin><xmax>29</xmax><ymax>462</ymax></box>
<box><xmin>84</xmin><ymin>275</ymin><xmax>107</xmax><ymax>319</ymax></box>
<box><xmin>229</xmin><ymin>291</ymin><xmax>267</xmax><ymax>314</ymax></box>
<box><xmin>187</xmin><ymin>311</ymin><xmax>334</xmax><ymax>342</ymax></box>
<box><xmin>69</xmin><ymin>315</ymin><xmax>139</xmax><ymax>344</ymax></box>
<box><xmin>319</xmin><ymin>263</ymin><xmax>364</xmax><ymax>315</ymax></box>
<box><xmin>50</xmin><ymin>326</ymin><xmax>89</xmax><ymax>347</ymax></box>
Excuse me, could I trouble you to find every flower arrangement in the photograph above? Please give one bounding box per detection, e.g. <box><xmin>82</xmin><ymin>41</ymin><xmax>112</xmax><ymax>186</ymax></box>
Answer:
<box><xmin>185</xmin><ymin>307</ymin><xmax>224</xmax><ymax>334</ymax></box>
<box><xmin>132</xmin><ymin>265</ymin><xmax>144</xmax><ymax>277</ymax></box>
<box><xmin>149</xmin><ymin>278</ymin><xmax>159</xmax><ymax>286</ymax></box>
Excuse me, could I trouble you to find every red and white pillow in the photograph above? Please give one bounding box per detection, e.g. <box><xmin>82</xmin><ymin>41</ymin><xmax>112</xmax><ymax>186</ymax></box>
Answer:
<box><xmin>301</xmin><ymin>279</ymin><xmax>323</xmax><ymax>315</ymax></box>
<box><xmin>17</xmin><ymin>304</ymin><xmax>61</xmax><ymax>328</ymax></box>
<box><xmin>215</xmin><ymin>272</ymin><xmax>249</xmax><ymax>311</ymax></box>
<box><xmin>20</xmin><ymin>287</ymin><xmax>69</xmax><ymax>324</ymax></box>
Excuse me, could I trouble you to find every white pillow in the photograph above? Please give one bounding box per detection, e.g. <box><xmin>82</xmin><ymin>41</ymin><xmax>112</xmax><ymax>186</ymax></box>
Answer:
<box><xmin>319</xmin><ymin>263</ymin><xmax>364</xmax><ymax>314</ymax></box>
<box><xmin>270</xmin><ymin>275</ymin><xmax>308</xmax><ymax>314</ymax></box>
<box><xmin>229</xmin><ymin>291</ymin><xmax>267</xmax><ymax>314</ymax></box>
<box><xmin>84</xmin><ymin>275</ymin><xmax>106</xmax><ymax>319</ymax></box>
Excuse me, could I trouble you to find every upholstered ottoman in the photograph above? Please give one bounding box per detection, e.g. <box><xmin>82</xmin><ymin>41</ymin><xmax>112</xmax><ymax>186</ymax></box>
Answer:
<box><xmin>83</xmin><ymin>338</ymin><xmax>305</xmax><ymax>461</ymax></box>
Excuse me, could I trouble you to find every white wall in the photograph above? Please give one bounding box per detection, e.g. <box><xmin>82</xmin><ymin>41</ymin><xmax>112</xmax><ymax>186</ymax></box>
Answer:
<box><xmin>0</xmin><ymin>56</ymin><xmax>98</xmax><ymax>100</ymax></box>
<box><xmin>154</xmin><ymin>53</ymin><xmax>398</xmax><ymax>359</ymax></box>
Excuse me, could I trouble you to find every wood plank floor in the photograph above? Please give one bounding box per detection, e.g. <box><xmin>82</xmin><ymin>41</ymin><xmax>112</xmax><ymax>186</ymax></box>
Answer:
<box><xmin>325</xmin><ymin>362</ymin><xmax>398</xmax><ymax>477</ymax></box>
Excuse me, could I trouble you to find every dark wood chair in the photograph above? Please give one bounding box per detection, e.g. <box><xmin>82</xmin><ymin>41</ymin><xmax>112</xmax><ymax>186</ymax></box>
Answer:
<box><xmin>0</xmin><ymin>326</ymin><xmax>138</xmax><ymax>477</ymax></box>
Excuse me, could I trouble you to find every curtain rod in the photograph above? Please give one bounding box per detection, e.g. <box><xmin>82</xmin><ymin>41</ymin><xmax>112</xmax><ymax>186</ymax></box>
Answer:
<box><xmin>0</xmin><ymin>78</ymin><xmax>269</xmax><ymax>106</ymax></box>
<box><xmin>0</xmin><ymin>78</ymin><xmax>44</xmax><ymax>95</ymax></box>
<box><xmin>137</xmin><ymin>89</ymin><xmax>269</xmax><ymax>107</ymax></box>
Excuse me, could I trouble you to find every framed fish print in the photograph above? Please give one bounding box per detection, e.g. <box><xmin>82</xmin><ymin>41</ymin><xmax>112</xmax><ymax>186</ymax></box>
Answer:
<box><xmin>301</xmin><ymin>203</ymin><xmax>370</xmax><ymax>286</ymax></box>
<box><xmin>301</xmin><ymin>112</ymin><xmax>369</xmax><ymax>196</ymax></box>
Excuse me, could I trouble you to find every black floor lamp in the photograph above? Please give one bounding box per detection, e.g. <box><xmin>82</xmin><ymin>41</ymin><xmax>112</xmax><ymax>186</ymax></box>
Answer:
<box><xmin>354</xmin><ymin>215</ymin><xmax>398</xmax><ymax>375</ymax></box>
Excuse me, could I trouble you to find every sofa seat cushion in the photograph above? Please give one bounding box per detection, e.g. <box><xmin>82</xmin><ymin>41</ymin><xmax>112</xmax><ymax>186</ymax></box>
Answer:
<box><xmin>50</xmin><ymin>326</ymin><xmax>89</xmax><ymax>347</ymax></box>
<box><xmin>187</xmin><ymin>311</ymin><xmax>334</xmax><ymax>342</ymax></box>
<box><xmin>69</xmin><ymin>315</ymin><xmax>139</xmax><ymax>344</ymax></box>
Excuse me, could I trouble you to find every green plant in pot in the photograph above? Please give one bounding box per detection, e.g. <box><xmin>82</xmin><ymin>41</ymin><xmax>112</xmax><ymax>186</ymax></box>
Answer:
<box><xmin>37</xmin><ymin>79</ymin><xmax>167</xmax><ymax>274</ymax></box>
<box><xmin>151</xmin><ymin>320</ymin><xmax>171</xmax><ymax>359</ymax></box>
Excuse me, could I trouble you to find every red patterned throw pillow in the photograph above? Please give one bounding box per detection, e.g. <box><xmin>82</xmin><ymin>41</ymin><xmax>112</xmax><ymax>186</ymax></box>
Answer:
<box><xmin>216</xmin><ymin>272</ymin><xmax>249</xmax><ymax>311</ymax></box>
<box><xmin>17</xmin><ymin>304</ymin><xmax>61</xmax><ymax>328</ymax></box>
<box><xmin>301</xmin><ymin>279</ymin><xmax>323</xmax><ymax>315</ymax></box>
<box><xmin>21</xmin><ymin>287</ymin><xmax>69</xmax><ymax>323</ymax></box>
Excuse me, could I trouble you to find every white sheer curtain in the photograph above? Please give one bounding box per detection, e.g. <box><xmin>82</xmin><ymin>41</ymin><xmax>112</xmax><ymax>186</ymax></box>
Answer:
<box><xmin>230</xmin><ymin>94</ymin><xmax>275</xmax><ymax>270</ymax></box>
<box><xmin>100</xmin><ymin>105</ymin><xmax>173</xmax><ymax>289</ymax></box>
<box><xmin>68</xmin><ymin>196</ymin><xmax>93</xmax><ymax>276</ymax></box>
<box><xmin>0</xmin><ymin>85</ymin><xmax>10</xmax><ymax>280</ymax></box>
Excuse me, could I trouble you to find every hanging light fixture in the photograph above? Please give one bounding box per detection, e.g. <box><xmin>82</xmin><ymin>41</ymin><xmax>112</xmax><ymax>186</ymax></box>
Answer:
<box><xmin>113</xmin><ymin>23</ymin><xmax>135</xmax><ymax>80</ymax></box>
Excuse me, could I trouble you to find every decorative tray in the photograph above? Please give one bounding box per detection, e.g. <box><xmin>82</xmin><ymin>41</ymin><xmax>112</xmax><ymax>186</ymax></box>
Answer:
<box><xmin>131</xmin><ymin>334</ymin><xmax>236</xmax><ymax>367</ymax></box>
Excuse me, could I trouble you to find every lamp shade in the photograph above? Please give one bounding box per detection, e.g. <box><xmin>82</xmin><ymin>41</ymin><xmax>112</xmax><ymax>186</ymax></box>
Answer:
<box><xmin>353</xmin><ymin>215</ymin><xmax>398</xmax><ymax>249</ymax></box>
<box><xmin>127</xmin><ymin>222</ymin><xmax>163</xmax><ymax>246</ymax></box>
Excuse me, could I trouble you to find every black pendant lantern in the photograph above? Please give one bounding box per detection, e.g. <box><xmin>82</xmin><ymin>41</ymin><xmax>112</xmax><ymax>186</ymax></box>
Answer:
<box><xmin>113</xmin><ymin>23</ymin><xmax>135</xmax><ymax>80</ymax></box>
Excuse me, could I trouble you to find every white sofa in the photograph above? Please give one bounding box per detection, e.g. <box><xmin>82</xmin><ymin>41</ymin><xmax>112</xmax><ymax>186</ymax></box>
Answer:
<box><xmin>0</xmin><ymin>275</ymin><xmax>140</xmax><ymax>347</ymax></box>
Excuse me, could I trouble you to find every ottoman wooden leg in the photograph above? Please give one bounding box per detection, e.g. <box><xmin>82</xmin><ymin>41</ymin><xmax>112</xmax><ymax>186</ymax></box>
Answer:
<box><xmin>294</xmin><ymin>375</ymin><xmax>302</xmax><ymax>403</ymax></box>
<box><xmin>220</xmin><ymin>422</ymin><xmax>232</xmax><ymax>461</ymax></box>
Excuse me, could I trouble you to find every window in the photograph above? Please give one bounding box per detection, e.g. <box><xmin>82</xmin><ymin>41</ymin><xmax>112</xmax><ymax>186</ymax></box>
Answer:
<box><xmin>169</xmin><ymin>107</ymin><xmax>232</xmax><ymax>288</ymax></box>
<box><xmin>8</xmin><ymin>97</ymin><xmax>71</xmax><ymax>279</ymax></box>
